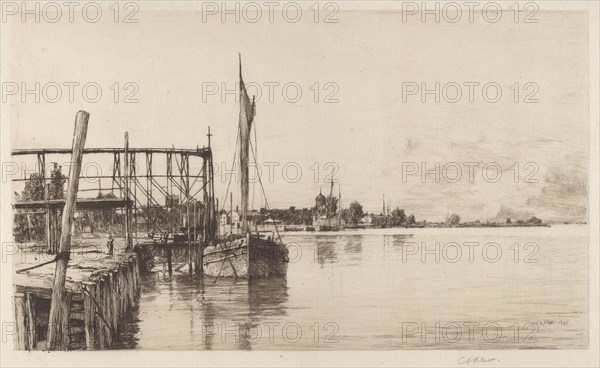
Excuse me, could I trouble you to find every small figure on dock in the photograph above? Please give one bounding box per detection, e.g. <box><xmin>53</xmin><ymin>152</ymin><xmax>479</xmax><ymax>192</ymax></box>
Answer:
<box><xmin>107</xmin><ymin>235</ymin><xmax>114</xmax><ymax>255</ymax></box>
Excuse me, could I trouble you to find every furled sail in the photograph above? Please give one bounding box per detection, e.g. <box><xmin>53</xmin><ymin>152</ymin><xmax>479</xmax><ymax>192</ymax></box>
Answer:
<box><xmin>238</xmin><ymin>55</ymin><xmax>255</xmax><ymax>234</ymax></box>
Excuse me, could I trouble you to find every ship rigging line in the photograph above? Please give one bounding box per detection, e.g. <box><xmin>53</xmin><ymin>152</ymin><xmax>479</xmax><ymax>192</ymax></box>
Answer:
<box><xmin>251</xmin><ymin>118</ymin><xmax>258</xmax><ymax>211</ymax></box>
<box><xmin>248</xmin><ymin>138</ymin><xmax>283</xmax><ymax>245</ymax></box>
<box><xmin>220</xmin><ymin>126</ymin><xmax>240</xmax><ymax>213</ymax></box>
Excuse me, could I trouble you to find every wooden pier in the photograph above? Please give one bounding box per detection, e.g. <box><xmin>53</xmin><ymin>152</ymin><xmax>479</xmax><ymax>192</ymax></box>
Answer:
<box><xmin>13</xmin><ymin>240</ymin><xmax>141</xmax><ymax>350</ymax></box>
<box><xmin>11</xmin><ymin>111</ymin><xmax>217</xmax><ymax>350</ymax></box>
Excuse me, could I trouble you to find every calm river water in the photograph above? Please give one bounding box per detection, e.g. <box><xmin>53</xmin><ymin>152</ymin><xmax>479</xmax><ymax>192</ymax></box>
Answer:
<box><xmin>118</xmin><ymin>225</ymin><xmax>588</xmax><ymax>350</ymax></box>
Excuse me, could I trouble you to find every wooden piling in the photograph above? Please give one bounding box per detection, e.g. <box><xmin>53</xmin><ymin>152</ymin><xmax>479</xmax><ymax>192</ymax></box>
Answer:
<box><xmin>167</xmin><ymin>248</ymin><xmax>173</xmax><ymax>274</ymax></box>
<box><xmin>92</xmin><ymin>281</ymin><xmax>101</xmax><ymax>349</ymax></box>
<box><xmin>124</xmin><ymin>132</ymin><xmax>133</xmax><ymax>251</ymax></box>
<box><xmin>60</xmin><ymin>291</ymin><xmax>72</xmax><ymax>350</ymax></box>
<box><xmin>102</xmin><ymin>273</ymin><xmax>114</xmax><ymax>348</ymax></box>
<box><xmin>11</xmin><ymin>292</ymin><xmax>37</xmax><ymax>350</ymax></box>
<box><xmin>124</xmin><ymin>260</ymin><xmax>132</xmax><ymax>307</ymax></box>
<box><xmin>109</xmin><ymin>272</ymin><xmax>117</xmax><ymax>330</ymax></box>
<box><xmin>13</xmin><ymin>293</ymin><xmax>27</xmax><ymax>350</ymax></box>
<box><xmin>114</xmin><ymin>270</ymin><xmax>120</xmax><ymax>329</ymax></box>
<box><xmin>98</xmin><ymin>276</ymin><xmax>112</xmax><ymax>349</ymax></box>
<box><xmin>82</xmin><ymin>281</ymin><xmax>96</xmax><ymax>350</ymax></box>
<box><xmin>131</xmin><ymin>259</ymin><xmax>136</xmax><ymax>300</ymax></box>
<box><xmin>124</xmin><ymin>262</ymin><xmax>132</xmax><ymax>309</ymax></box>
<box><xmin>105</xmin><ymin>275</ymin><xmax>115</xmax><ymax>348</ymax></box>
<box><xmin>193</xmin><ymin>202</ymin><xmax>198</xmax><ymax>272</ymax></box>
<box><xmin>134</xmin><ymin>255</ymin><xmax>140</xmax><ymax>290</ymax></box>
<box><xmin>93</xmin><ymin>279</ymin><xmax>102</xmax><ymax>349</ymax></box>
<box><xmin>47</xmin><ymin>208</ymin><xmax>55</xmax><ymax>254</ymax></box>
<box><xmin>25</xmin><ymin>292</ymin><xmax>37</xmax><ymax>349</ymax></box>
<box><xmin>49</xmin><ymin>209</ymin><xmax>59</xmax><ymax>254</ymax></box>
<box><xmin>45</xmin><ymin>209</ymin><xmax>51</xmax><ymax>252</ymax></box>
<box><xmin>117</xmin><ymin>264</ymin><xmax>126</xmax><ymax>316</ymax></box>
<box><xmin>46</xmin><ymin>110</ymin><xmax>89</xmax><ymax>350</ymax></box>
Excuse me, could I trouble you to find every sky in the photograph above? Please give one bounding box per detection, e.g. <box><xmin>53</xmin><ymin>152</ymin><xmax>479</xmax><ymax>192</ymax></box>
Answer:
<box><xmin>5</xmin><ymin>5</ymin><xmax>589</xmax><ymax>222</ymax></box>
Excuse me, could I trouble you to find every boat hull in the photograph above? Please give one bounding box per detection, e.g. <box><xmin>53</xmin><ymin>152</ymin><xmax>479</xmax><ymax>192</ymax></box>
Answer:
<box><xmin>203</xmin><ymin>236</ymin><xmax>289</xmax><ymax>278</ymax></box>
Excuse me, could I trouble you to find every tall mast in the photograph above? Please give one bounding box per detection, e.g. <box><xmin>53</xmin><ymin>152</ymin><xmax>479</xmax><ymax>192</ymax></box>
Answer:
<box><xmin>208</xmin><ymin>126</ymin><xmax>215</xmax><ymax>239</ymax></box>
<box><xmin>338</xmin><ymin>184</ymin><xmax>342</xmax><ymax>221</ymax></box>
<box><xmin>238</xmin><ymin>55</ymin><xmax>255</xmax><ymax>234</ymax></box>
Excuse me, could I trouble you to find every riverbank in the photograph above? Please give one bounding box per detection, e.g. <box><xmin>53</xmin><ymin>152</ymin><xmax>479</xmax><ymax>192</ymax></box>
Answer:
<box><xmin>13</xmin><ymin>236</ymin><xmax>140</xmax><ymax>350</ymax></box>
<box><xmin>282</xmin><ymin>222</ymin><xmax>554</xmax><ymax>232</ymax></box>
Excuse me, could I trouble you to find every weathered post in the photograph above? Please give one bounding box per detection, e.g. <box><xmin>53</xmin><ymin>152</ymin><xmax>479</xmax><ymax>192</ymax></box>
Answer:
<box><xmin>186</xmin><ymin>155</ymin><xmax>193</xmax><ymax>274</ymax></box>
<box><xmin>14</xmin><ymin>293</ymin><xmax>26</xmax><ymax>350</ymax></box>
<box><xmin>167</xmin><ymin>247</ymin><xmax>173</xmax><ymax>274</ymax></box>
<box><xmin>208</xmin><ymin>127</ymin><xmax>216</xmax><ymax>240</ymax></box>
<box><xmin>82</xmin><ymin>281</ymin><xmax>96</xmax><ymax>349</ymax></box>
<box><xmin>13</xmin><ymin>292</ymin><xmax>37</xmax><ymax>350</ymax></box>
<box><xmin>199</xmin><ymin>158</ymin><xmax>208</xmax><ymax>274</ymax></box>
<box><xmin>60</xmin><ymin>291</ymin><xmax>72</xmax><ymax>349</ymax></box>
<box><xmin>46</xmin><ymin>110</ymin><xmax>89</xmax><ymax>350</ymax></box>
<box><xmin>49</xmin><ymin>209</ymin><xmax>57</xmax><ymax>253</ymax></box>
<box><xmin>146</xmin><ymin>153</ymin><xmax>152</xmax><ymax>234</ymax></box>
<box><xmin>25</xmin><ymin>292</ymin><xmax>37</xmax><ymax>349</ymax></box>
<box><xmin>96</xmin><ymin>277</ymin><xmax>107</xmax><ymax>348</ymax></box>
<box><xmin>193</xmin><ymin>201</ymin><xmax>197</xmax><ymax>271</ymax></box>
<box><xmin>46</xmin><ymin>208</ymin><xmax>53</xmax><ymax>253</ymax></box>
<box><xmin>38</xmin><ymin>153</ymin><xmax>52</xmax><ymax>253</ymax></box>
<box><xmin>124</xmin><ymin>132</ymin><xmax>133</xmax><ymax>251</ymax></box>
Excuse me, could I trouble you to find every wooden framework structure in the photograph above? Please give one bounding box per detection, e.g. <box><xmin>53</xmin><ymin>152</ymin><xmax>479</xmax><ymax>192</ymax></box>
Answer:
<box><xmin>11</xmin><ymin>131</ymin><xmax>217</xmax><ymax>261</ymax></box>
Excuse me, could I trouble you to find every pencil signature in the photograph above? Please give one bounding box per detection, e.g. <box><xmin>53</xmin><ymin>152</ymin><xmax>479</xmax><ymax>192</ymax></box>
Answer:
<box><xmin>458</xmin><ymin>356</ymin><xmax>500</xmax><ymax>365</ymax></box>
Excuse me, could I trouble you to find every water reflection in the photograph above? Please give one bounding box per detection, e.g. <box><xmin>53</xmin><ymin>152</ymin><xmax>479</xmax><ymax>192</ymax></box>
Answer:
<box><xmin>248</xmin><ymin>278</ymin><xmax>289</xmax><ymax>318</ymax></box>
<box><xmin>313</xmin><ymin>236</ymin><xmax>340</xmax><ymax>265</ymax></box>
<box><xmin>118</xmin><ymin>227</ymin><xmax>587</xmax><ymax>350</ymax></box>
<box><xmin>342</xmin><ymin>235</ymin><xmax>363</xmax><ymax>263</ymax></box>
<box><xmin>384</xmin><ymin>234</ymin><xmax>414</xmax><ymax>249</ymax></box>
<box><xmin>118</xmin><ymin>267</ymin><xmax>288</xmax><ymax>350</ymax></box>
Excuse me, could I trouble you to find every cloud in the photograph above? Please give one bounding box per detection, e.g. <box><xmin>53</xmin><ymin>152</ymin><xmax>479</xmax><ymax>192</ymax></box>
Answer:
<box><xmin>526</xmin><ymin>165</ymin><xmax>587</xmax><ymax>222</ymax></box>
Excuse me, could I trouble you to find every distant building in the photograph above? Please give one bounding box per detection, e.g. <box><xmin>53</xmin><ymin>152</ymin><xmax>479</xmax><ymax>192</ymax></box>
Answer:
<box><xmin>370</xmin><ymin>214</ymin><xmax>387</xmax><ymax>227</ymax></box>
<box><xmin>312</xmin><ymin>188</ymin><xmax>343</xmax><ymax>227</ymax></box>
<box><xmin>360</xmin><ymin>215</ymin><xmax>372</xmax><ymax>224</ymax></box>
<box><xmin>315</xmin><ymin>189</ymin><xmax>327</xmax><ymax>214</ymax></box>
<box><xmin>219</xmin><ymin>206</ymin><xmax>259</xmax><ymax>235</ymax></box>
<box><xmin>257</xmin><ymin>217</ymin><xmax>285</xmax><ymax>233</ymax></box>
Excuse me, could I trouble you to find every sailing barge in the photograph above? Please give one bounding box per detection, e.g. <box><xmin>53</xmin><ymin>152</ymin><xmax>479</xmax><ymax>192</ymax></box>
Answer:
<box><xmin>202</xmin><ymin>58</ymin><xmax>289</xmax><ymax>278</ymax></box>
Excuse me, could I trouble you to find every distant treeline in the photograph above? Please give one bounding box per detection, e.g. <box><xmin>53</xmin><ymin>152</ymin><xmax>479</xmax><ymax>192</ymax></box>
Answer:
<box><xmin>256</xmin><ymin>201</ymin><xmax>419</xmax><ymax>227</ymax></box>
<box><xmin>13</xmin><ymin>167</ymin><xmax>545</xmax><ymax>244</ymax></box>
<box><xmin>13</xmin><ymin>164</ymin><xmax>66</xmax><ymax>243</ymax></box>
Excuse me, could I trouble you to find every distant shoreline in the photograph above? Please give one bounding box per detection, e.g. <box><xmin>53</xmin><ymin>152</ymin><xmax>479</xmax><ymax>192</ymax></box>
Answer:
<box><xmin>282</xmin><ymin>222</ymin><xmax>590</xmax><ymax>232</ymax></box>
<box><xmin>408</xmin><ymin>223</ymin><xmax>552</xmax><ymax>228</ymax></box>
